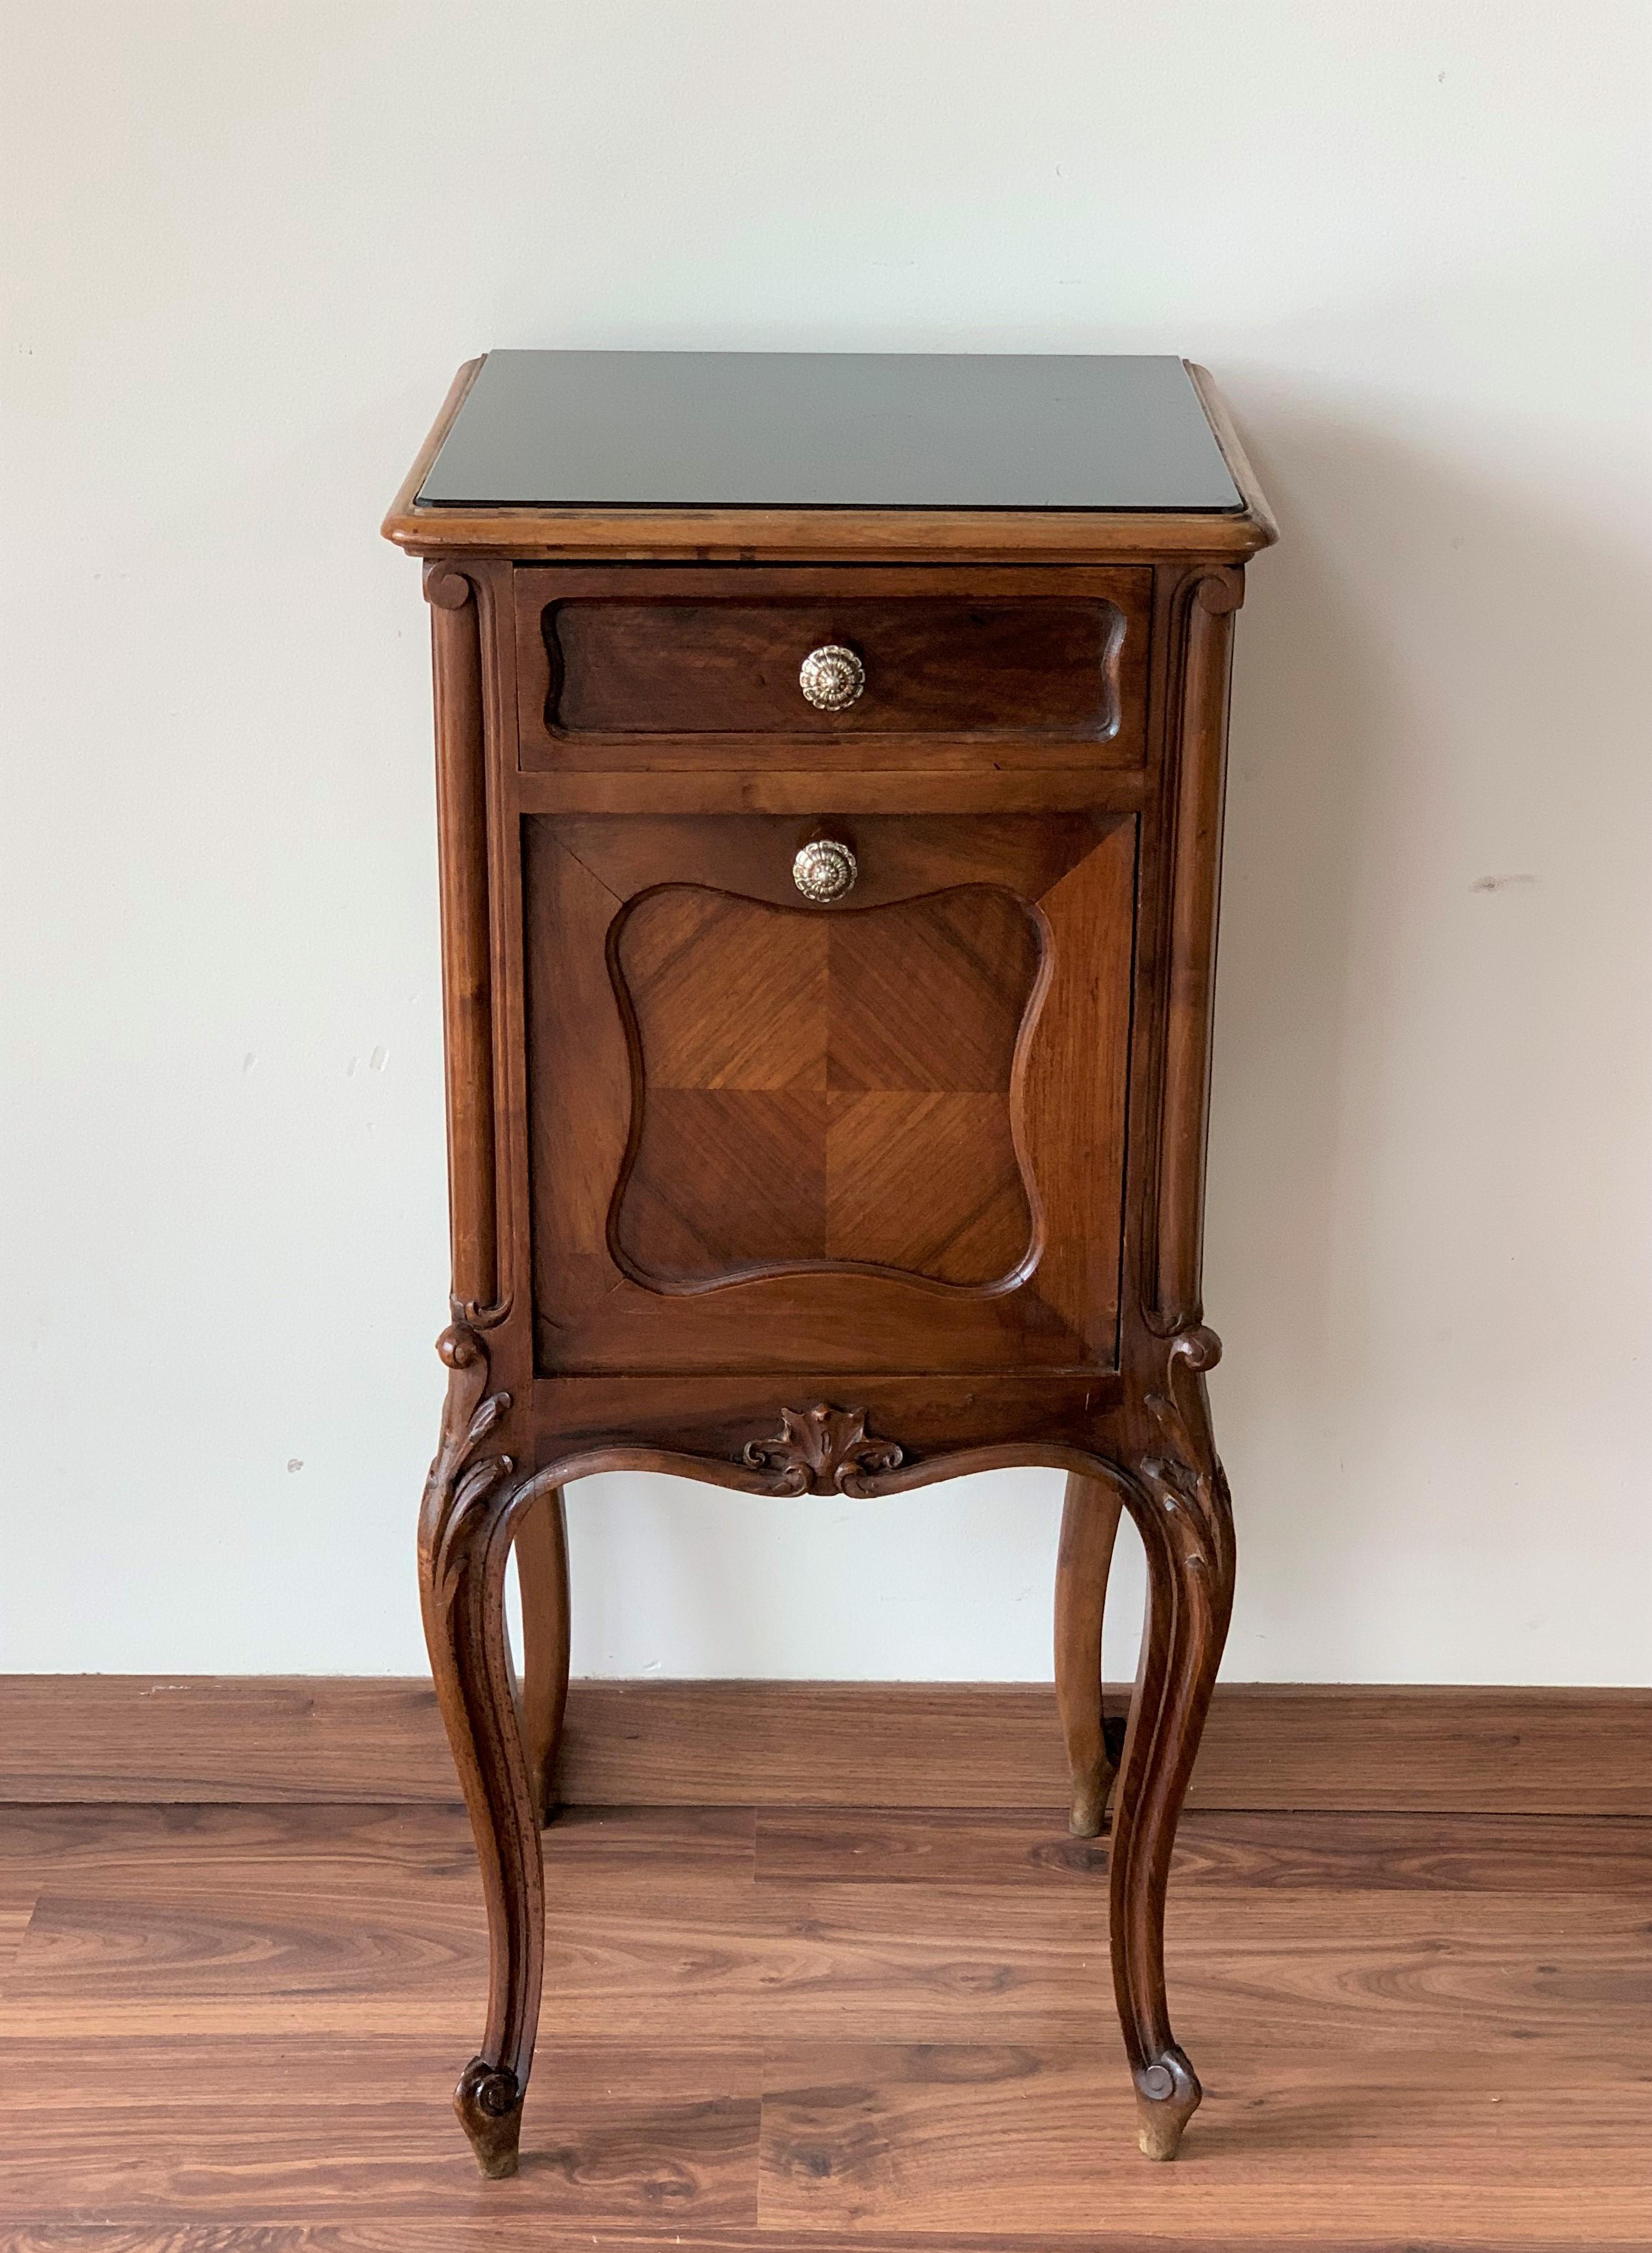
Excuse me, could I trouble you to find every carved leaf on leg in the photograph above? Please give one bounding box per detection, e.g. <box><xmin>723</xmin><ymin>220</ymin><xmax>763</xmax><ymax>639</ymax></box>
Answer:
<box><xmin>423</xmin><ymin>1327</ymin><xmax>515</xmax><ymax>1615</ymax></box>
<box><xmin>1141</xmin><ymin>1324</ymin><xmax>1234</xmax><ymax>1590</ymax></box>
<box><xmin>425</xmin><ymin>1325</ymin><xmax>513</xmax><ymax>1514</ymax></box>
<box><xmin>741</xmin><ymin>1403</ymin><xmax>905</xmax><ymax>1495</ymax></box>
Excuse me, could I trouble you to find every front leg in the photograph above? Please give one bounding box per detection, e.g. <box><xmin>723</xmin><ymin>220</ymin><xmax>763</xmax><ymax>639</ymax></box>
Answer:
<box><xmin>418</xmin><ymin>1327</ymin><xmax>545</xmax><ymax>2178</ymax></box>
<box><xmin>1108</xmin><ymin>1330</ymin><xmax>1236</xmax><ymax>2160</ymax></box>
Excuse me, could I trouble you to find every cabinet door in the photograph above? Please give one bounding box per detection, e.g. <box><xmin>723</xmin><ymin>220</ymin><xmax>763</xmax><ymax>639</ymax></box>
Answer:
<box><xmin>523</xmin><ymin>812</ymin><xmax>1136</xmax><ymax>1378</ymax></box>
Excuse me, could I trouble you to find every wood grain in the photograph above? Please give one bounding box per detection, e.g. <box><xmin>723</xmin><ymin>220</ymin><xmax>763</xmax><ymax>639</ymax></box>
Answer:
<box><xmin>2</xmin><ymin>1797</ymin><xmax>1648</xmax><ymax>2245</ymax></box>
<box><xmin>525</xmin><ymin>577</ymin><xmax>1142</xmax><ymax>759</ymax></box>
<box><xmin>521</xmin><ymin>809</ymin><xmax>1136</xmax><ymax>1375</ymax></box>
<box><xmin>514</xmin><ymin>765</ymin><xmax>1153</xmax><ymax>815</ymax></box>
<box><xmin>0</xmin><ymin>2226</ymin><xmax>1621</xmax><ymax>2253</ymax></box>
<box><xmin>6</xmin><ymin>1677</ymin><xmax>1651</xmax><ymax>1813</ymax></box>
<box><xmin>753</xmin><ymin>1806</ymin><xmax>1652</xmax><ymax>1893</ymax></box>
<box><xmin>611</xmin><ymin>883</ymin><xmax>1042</xmax><ymax>1290</ymax></box>
<box><xmin>758</xmin><ymin>2039</ymin><xmax>1652</xmax><ymax>2242</ymax></box>
<box><xmin>0</xmin><ymin>2034</ymin><xmax>762</xmax><ymax>2227</ymax></box>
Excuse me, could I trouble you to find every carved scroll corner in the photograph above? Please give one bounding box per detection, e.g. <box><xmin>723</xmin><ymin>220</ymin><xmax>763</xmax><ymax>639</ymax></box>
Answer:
<box><xmin>741</xmin><ymin>1403</ymin><xmax>905</xmax><ymax>1496</ymax></box>
<box><xmin>1192</xmin><ymin>565</ymin><xmax>1244</xmax><ymax>617</ymax></box>
<box><xmin>424</xmin><ymin>1324</ymin><xmax>515</xmax><ymax>1565</ymax></box>
<box><xmin>1137</xmin><ymin>1324</ymin><xmax>1232</xmax><ymax>1580</ymax></box>
<box><xmin>435</xmin><ymin>1319</ymin><xmax>501</xmax><ymax>1427</ymax></box>
<box><xmin>1166</xmin><ymin>1321</ymin><xmax>1222</xmax><ymax>1384</ymax></box>
<box><xmin>423</xmin><ymin>560</ymin><xmax>474</xmax><ymax>612</ymax></box>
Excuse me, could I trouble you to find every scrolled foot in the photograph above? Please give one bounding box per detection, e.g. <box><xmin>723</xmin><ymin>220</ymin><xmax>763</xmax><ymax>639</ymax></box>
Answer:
<box><xmin>456</xmin><ymin>2055</ymin><xmax>523</xmax><ymax>2177</ymax></box>
<box><xmin>1132</xmin><ymin>2050</ymin><xmax>1202</xmax><ymax>2161</ymax></box>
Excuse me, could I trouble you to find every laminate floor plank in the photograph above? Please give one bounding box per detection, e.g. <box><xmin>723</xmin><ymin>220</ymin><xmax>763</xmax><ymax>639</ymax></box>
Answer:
<box><xmin>0</xmin><ymin>2234</ymin><xmax>1621</xmax><ymax>2253</ymax></box>
<box><xmin>0</xmin><ymin>1896</ymin><xmax>35</xmax><ymax>1983</ymax></box>
<box><xmin>5</xmin><ymin>2235</ymin><xmax>1606</xmax><ymax>2253</ymax></box>
<box><xmin>754</xmin><ymin>1807</ymin><xmax>1652</xmax><ymax>1893</ymax></box>
<box><xmin>0</xmin><ymin>1798</ymin><xmax>1646</xmax><ymax>2247</ymax></box>
<box><xmin>0</xmin><ymin>2230</ymin><xmax>1628</xmax><ymax>2253</ymax></box>
<box><xmin>2</xmin><ymin>2030</ymin><xmax>1639</xmax><ymax>2245</ymax></box>
<box><xmin>0</xmin><ymin>2034</ymin><xmax>762</xmax><ymax>2226</ymax></box>
<box><xmin>0</xmin><ymin>1801</ymin><xmax>753</xmax><ymax>1891</ymax></box>
<box><xmin>757</xmin><ymin>2039</ymin><xmax>1652</xmax><ymax>2243</ymax></box>
<box><xmin>0</xmin><ymin>1815</ymin><xmax>50</xmax><ymax>1983</ymax></box>
<box><xmin>8</xmin><ymin>1841</ymin><xmax>1649</xmax><ymax>2056</ymax></box>
<box><xmin>0</xmin><ymin>1879</ymin><xmax>1105</xmax><ymax>2041</ymax></box>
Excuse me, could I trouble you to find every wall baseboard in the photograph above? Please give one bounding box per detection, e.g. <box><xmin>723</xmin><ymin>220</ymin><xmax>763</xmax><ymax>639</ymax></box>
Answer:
<box><xmin>1</xmin><ymin>1675</ymin><xmax>1647</xmax><ymax>1814</ymax></box>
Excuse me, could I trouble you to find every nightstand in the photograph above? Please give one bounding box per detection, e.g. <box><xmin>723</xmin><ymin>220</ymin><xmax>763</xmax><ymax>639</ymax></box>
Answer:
<box><xmin>384</xmin><ymin>349</ymin><xmax>1274</xmax><ymax>2175</ymax></box>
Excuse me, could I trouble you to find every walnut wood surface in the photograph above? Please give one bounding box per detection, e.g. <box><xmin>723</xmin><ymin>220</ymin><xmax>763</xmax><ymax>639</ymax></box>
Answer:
<box><xmin>425</xmin><ymin>563</ymin><xmax>502</xmax><ymax>1324</ymax></box>
<box><xmin>522</xmin><ymin>812</ymin><xmax>1136</xmax><ymax>1377</ymax></box>
<box><xmin>1054</xmin><ymin>1472</ymin><xmax>1126</xmax><ymax>1837</ymax></box>
<box><xmin>515</xmin><ymin>565</ymin><xmax>1150</xmax><ymax>768</ymax></box>
<box><xmin>516</xmin><ymin>766</ymin><xmax>1152</xmax><ymax>815</ymax></box>
<box><xmin>1</xmin><ymin>1796</ymin><xmax>1646</xmax><ymax>2244</ymax></box>
<box><xmin>511</xmin><ymin>1485</ymin><xmax>570</xmax><ymax>1822</ymax></box>
<box><xmin>390</xmin><ymin>367</ymin><xmax>1274</xmax><ymax>2170</ymax></box>
<box><xmin>613</xmin><ymin>880</ymin><xmax>1040</xmax><ymax>1289</ymax></box>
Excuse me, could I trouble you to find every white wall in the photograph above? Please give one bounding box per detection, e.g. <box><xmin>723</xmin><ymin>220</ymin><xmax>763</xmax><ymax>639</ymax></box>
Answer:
<box><xmin>4</xmin><ymin>1</ymin><xmax>1648</xmax><ymax>1683</ymax></box>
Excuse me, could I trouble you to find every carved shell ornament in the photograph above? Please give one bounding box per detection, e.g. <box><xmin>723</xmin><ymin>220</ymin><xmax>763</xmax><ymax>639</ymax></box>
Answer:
<box><xmin>742</xmin><ymin>1403</ymin><xmax>905</xmax><ymax>1494</ymax></box>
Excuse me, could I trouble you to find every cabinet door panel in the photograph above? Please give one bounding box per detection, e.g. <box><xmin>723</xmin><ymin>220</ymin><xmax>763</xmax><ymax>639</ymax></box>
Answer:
<box><xmin>523</xmin><ymin>812</ymin><xmax>1136</xmax><ymax>1377</ymax></box>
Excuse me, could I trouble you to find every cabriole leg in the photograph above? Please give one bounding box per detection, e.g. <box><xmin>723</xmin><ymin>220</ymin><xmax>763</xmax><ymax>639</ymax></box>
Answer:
<box><xmin>1054</xmin><ymin>1472</ymin><xmax>1125</xmax><ymax>1837</ymax></box>
<box><xmin>1108</xmin><ymin>1331</ymin><xmax>1236</xmax><ymax>2160</ymax></box>
<box><xmin>418</xmin><ymin>1327</ymin><xmax>545</xmax><ymax>2179</ymax></box>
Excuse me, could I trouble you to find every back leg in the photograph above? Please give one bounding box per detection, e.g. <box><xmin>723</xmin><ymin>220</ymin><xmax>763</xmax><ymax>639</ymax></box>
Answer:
<box><xmin>1054</xmin><ymin>1471</ymin><xmax>1125</xmax><ymax>1837</ymax></box>
<box><xmin>513</xmin><ymin>1484</ymin><xmax>570</xmax><ymax>1823</ymax></box>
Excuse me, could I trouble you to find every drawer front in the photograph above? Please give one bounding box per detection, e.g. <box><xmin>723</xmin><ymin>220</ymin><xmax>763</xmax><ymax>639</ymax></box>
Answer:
<box><xmin>523</xmin><ymin>809</ymin><xmax>1137</xmax><ymax>1378</ymax></box>
<box><xmin>515</xmin><ymin>565</ymin><xmax>1151</xmax><ymax>770</ymax></box>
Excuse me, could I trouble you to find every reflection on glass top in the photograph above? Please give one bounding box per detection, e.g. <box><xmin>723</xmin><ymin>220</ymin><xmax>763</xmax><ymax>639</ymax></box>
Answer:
<box><xmin>416</xmin><ymin>351</ymin><xmax>1243</xmax><ymax>513</ymax></box>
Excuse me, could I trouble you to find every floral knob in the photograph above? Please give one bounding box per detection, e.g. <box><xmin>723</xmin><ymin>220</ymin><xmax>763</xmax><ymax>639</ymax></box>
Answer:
<box><xmin>792</xmin><ymin>839</ymin><xmax>858</xmax><ymax>904</ymax></box>
<box><xmin>798</xmin><ymin>643</ymin><xmax>865</xmax><ymax>712</ymax></box>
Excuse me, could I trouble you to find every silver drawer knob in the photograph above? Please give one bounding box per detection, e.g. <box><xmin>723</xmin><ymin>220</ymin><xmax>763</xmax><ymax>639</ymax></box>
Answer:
<box><xmin>792</xmin><ymin>838</ymin><xmax>858</xmax><ymax>904</ymax></box>
<box><xmin>798</xmin><ymin>643</ymin><xmax>865</xmax><ymax>712</ymax></box>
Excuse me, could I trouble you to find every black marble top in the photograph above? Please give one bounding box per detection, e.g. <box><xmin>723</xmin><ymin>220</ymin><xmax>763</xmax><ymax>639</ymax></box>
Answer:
<box><xmin>416</xmin><ymin>351</ymin><xmax>1242</xmax><ymax>513</ymax></box>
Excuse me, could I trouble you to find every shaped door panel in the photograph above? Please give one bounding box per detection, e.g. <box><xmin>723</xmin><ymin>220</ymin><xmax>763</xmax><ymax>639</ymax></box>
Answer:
<box><xmin>523</xmin><ymin>812</ymin><xmax>1137</xmax><ymax>1376</ymax></box>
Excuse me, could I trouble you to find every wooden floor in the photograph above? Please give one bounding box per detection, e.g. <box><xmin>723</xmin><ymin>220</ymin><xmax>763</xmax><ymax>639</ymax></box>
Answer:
<box><xmin>1</xmin><ymin>1795</ymin><xmax>1648</xmax><ymax>2250</ymax></box>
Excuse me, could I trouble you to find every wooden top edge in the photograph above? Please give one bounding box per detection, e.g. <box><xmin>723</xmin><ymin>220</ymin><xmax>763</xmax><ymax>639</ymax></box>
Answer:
<box><xmin>1185</xmin><ymin>361</ymin><xmax>1277</xmax><ymax>549</ymax></box>
<box><xmin>381</xmin><ymin>355</ymin><xmax>1277</xmax><ymax>565</ymax></box>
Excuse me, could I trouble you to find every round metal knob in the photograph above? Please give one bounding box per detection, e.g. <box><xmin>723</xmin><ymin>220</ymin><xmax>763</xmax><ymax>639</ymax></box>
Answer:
<box><xmin>798</xmin><ymin>643</ymin><xmax>865</xmax><ymax>712</ymax></box>
<box><xmin>792</xmin><ymin>839</ymin><xmax>858</xmax><ymax>904</ymax></box>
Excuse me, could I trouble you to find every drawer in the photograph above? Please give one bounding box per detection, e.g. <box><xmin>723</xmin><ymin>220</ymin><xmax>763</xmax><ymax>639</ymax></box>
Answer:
<box><xmin>514</xmin><ymin>565</ymin><xmax>1151</xmax><ymax>770</ymax></box>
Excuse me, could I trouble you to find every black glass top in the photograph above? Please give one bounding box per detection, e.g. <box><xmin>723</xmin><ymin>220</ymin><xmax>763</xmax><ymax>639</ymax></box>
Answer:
<box><xmin>416</xmin><ymin>351</ymin><xmax>1242</xmax><ymax>513</ymax></box>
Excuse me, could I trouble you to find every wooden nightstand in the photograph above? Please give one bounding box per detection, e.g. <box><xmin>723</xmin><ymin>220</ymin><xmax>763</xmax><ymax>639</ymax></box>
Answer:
<box><xmin>384</xmin><ymin>350</ymin><xmax>1274</xmax><ymax>2176</ymax></box>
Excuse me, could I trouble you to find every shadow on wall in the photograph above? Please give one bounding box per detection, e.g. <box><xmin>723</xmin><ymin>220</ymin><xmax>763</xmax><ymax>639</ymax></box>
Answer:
<box><xmin>1207</xmin><ymin>385</ymin><xmax>1648</xmax><ymax>1651</ymax></box>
